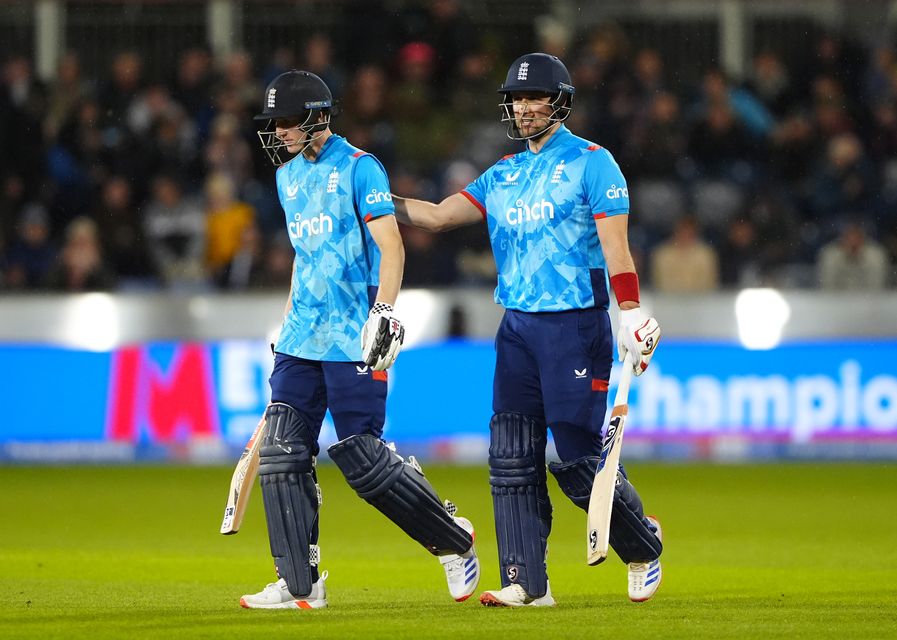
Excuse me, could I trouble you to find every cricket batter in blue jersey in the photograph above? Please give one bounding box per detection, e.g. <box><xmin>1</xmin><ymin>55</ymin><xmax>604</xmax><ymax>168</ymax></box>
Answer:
<box><xmin>393</xmin><ymin>53</ymin><xmax>663</xmax><ymax>607</ymax></box>
<box><xmin>240</xmin><ymin>70</ymin><xmax>479</xmax><ymax>609</ymax></box>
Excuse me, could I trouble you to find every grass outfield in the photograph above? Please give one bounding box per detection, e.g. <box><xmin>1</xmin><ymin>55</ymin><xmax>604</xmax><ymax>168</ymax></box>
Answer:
<box><xmin>1</xmin><ymin>463</ymin><xmax>896</xmax><ymax>639</ymax></box>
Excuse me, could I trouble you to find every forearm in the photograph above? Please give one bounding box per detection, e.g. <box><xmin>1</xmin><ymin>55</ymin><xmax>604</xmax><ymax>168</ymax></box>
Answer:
<box><xmin>375</xmin><ymin>241</ymin><xmax>404</xmax><ymax>306</ymax></box>
<box><xmin>392</xmin><ymin>196</ymin><xmax>444</xmax><ymax>231</ymax></box>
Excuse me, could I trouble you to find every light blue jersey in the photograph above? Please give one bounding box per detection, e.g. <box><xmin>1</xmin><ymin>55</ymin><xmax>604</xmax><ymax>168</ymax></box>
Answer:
<box><xmin>463</xmin><ymin>125</ymin><xmax>629</xmax><ymax>312</ymax></box>
<box><xmin>274</xmin><ymin>135</ymin><xmax>394</xmax><ymax>361</ymax></box>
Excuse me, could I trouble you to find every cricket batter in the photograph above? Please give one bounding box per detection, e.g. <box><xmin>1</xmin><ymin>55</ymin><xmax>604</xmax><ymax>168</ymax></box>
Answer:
<box><xmin>240</xmin><ymin>70</ymin><xmax>480</xmax><ymax>609</ymax></box>
<box><xmin>393</xmin><ymin>53</ymin><xmax>663</xmax><ymax>606</ymax></box>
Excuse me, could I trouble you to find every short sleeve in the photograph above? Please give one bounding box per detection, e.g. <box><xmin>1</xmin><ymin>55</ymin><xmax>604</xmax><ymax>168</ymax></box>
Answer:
<box><xmin>584</xmin><ymin>149</ymin><xmax>630</xmax><ymax>219</ymax></box>
<box><xmin>353</xmin><ymin>154</ymin><xmax>395</xmax><ymax>222</ymax></box>
<box><xmin>460</xmin><ymin>171</ymin><xmax>488</xmax><ymax>218</ymax></box>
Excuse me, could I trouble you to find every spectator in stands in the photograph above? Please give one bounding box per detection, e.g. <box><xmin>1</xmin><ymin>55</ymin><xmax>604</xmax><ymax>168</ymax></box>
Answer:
<box><xmin>817</xmin><ymin>222</ymin><xmax>890</xmax><ymax>290</ymax></box>
<box><xmin>173</xmin><ymin>46</ymin><xmax>215</xmax><ymax>134</ymax></box>
<box><xmin>204</xmin><ymin>112</ymin><xmax>254</xmax><ymax>185</ymax></box>
<box><xmin>43</xmin><ymin>51</ymin><xmax>90</xmax><ymax>143</ymax></box>
<box><xmin>45</xmin><ymin>216</ymin><xmax>116</xmax><ymax>291</ymax></box>
<box><xmin>217</xmin><ymin>222</ymin><xmax>267</xmax><ymax>290</ymax></box>
<box><xmin>650</xmin><ymin>215</ymin><xmax>720</xmax><ymax>292</ymax></box>
<box><xmin>687</xmin><ymin>100</ymin><xmax>758</xmax><ymax>179</ymax></box>
<box><xmin>3</xmin><ymin>204</ymin><xmax>56</xmax><ymax>290</ymax></box>
<box><xmin>718</xmin><ymin>217</ymin><xmax>761</xmax><ymax>287</ymax></box>
<box><xmin>745</xmin><ymin>51</ymin><xmax>797</xmax><ymax>119</ymax></box>
<box><xmin>809</xmin><ymin>133</ymin><xmax>878</xmax><ymax>221</ymax></box>
<box><xmin>204</xmin><ymin>171</ymin><xmax>255</xmax><ymax>279</ymax></box>
<box><xmin>92</xmin><ymin>175</ymin><xmax>155</xmax><ymax>284</ymax></box>
<box><xmin>303</xmin><ymin>32</ymin><xmax>345</xmax><ymax>99</ymax></box>
<box><xmin>143</xmin><ymin>174</ymin><xmax>207</xmax><ymax>288</ymax></box>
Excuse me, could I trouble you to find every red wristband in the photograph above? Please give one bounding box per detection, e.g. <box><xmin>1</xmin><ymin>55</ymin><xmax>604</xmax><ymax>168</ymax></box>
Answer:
<box><xmin>610</xmin><ymin>272</ymin><xmax>640</xmax><ymax>305</ymax></box>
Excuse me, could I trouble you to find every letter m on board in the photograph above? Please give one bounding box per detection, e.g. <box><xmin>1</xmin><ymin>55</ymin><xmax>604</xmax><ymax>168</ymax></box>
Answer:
<box><xmin>106</xmin><ymin>344</ymin><xmax>220</xmax><ymax>442</ymax></box>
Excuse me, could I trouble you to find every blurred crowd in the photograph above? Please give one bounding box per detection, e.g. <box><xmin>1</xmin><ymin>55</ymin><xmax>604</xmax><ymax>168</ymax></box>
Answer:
<box><xmin>1</xmin><ymin>4</ymin><xmax>896</xmax><ymax>293</ymax></box>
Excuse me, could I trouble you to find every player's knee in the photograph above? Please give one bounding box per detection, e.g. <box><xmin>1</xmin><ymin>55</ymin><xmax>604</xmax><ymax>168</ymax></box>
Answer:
<box><xmin>259</xmin><ymin>402</ymin><xmax>316</xmax><ymax>475</ymax></box>
<box><xmin>489</xmin><ymin>412</ymin><xmax>546</xmax><ymax>487</ymax></box>
<box><xmin>328</xmin><ymin>433</ymin><xmax>403</xmax><ymax>498</ymax></box>
<box><xmin>548</xmin><ymin>455</ymin><xmax>598</xmax><ymax>511</ymax></box>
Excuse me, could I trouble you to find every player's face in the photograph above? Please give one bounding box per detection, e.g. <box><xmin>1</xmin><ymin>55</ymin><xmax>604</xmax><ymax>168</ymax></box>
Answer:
<box><xmin>274</xmin><ymin>117</ymin><xmax>310</xmax><ymax>153</ymax></box>
<box><xmin>511</xmin><ymin>93</ymin><xmax>554</xmax><ymax>136</ymax></box>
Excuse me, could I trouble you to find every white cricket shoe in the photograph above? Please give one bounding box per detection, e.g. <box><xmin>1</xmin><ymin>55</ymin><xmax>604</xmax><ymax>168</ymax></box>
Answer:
<box><xmin>479</xmin><ymin>582</ymin><xmax>556</xmax><ymax>608</ymax></box>
<box><xmin>439</xmin><ymin>514</ymin><xmax>480</xmax><ymax>602</ymax></box>
<box><xmin>240</xmin><ymin>571</ymin><xmax>328</xmax><ymax>609</ymax></box>
<box><xmin>628</xmin><ymin>516</ymin><xmax>663</xmax><ymax>602</ymax></box>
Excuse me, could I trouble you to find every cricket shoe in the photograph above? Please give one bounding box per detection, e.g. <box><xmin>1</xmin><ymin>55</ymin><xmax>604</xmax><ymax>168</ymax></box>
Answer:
<box><xmin>628</xmin><ymin>516</ymin><xmax>663</xmax><ymax>602</ymax></box>
<box><xmin>479</xmin><ymin>582</ymin><xmax>556</xmax><ymax>608</ymax></box>
<box><xmin>439</xmin><ymin>501</ymin><xmax>480</xmax><ymax>602</ymax></box>
<box><xmin>240</xmin><ymin>571</ymin><xmax>328</xmax><ymax>609</ymax></box>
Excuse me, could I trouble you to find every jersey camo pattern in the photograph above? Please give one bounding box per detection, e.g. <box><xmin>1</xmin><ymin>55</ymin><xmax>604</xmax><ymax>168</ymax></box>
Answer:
<box><xmin>274</xmin><ymin>135</ymin><xmax>394</xmax><ymax>361</ymax></box>
<box><xmin>463</xmin><ymin>125</ymin><xmax>630</xmax><ymax>312</ymax></box>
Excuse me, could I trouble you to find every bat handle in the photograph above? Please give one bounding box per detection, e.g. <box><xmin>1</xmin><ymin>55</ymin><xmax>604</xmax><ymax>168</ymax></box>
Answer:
<box><xmin>614</xmin><ymin>354</ymin><xmax>634</xmax><ymax>407</ymax></box>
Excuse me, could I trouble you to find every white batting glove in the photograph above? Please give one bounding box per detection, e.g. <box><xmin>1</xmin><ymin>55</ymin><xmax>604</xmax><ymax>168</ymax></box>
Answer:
<box><xmin>617</xmin><ymin>308</ymin><xmax>661</xmax><ymax>376</ymax></box>
<box><xmin>361</xmin><ymin>302</ymin><xmax>405</xmax><ymax>371</ymax></box>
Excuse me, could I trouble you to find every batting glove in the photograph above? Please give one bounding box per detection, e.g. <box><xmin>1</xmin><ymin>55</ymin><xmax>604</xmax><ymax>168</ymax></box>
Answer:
<box><xmin>617</xmin><ymin>308</ymin><xmax>661</xmax><ymax>376</ymax></box>
<box><xmin>361</xmin><ymin>302</ymin><xmax>405</xmax><ymax>371</ymax></box>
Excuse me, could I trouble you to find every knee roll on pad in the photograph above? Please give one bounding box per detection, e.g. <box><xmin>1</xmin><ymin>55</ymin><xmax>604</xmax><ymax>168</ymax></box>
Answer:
<box><xmin>489</xmin><ymin>412</ymin><xmax>551</xmax><ymax>599</ymax></box>
<box><xmin>549</xmin><ymin>456</ymin><xmax>662</xmax><ymax>564</ymax></box>
<box><xmin>327</xmin><ymin>434</ymin><xmax>471</xmax><ymax>556</ymax></box>
<box><xmin>548</xmin><ymin>455</ymin><xmax>597</xmax><ymax>510</ymax></box>
<box><xmin>258</xmin><ymin>403</ymin><xmax>320</xmax><ymax>597</ymax></box>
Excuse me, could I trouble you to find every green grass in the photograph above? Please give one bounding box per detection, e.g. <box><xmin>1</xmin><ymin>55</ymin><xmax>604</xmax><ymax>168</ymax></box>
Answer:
<box><xmin>1</xmin><ymin>463</ymin><xmax>896</xmax><ymax>639</ymax></box>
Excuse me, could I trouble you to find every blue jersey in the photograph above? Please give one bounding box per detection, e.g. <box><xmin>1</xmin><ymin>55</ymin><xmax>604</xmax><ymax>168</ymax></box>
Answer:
<box><xmin>463</xmin><ymin>125</ymin><xmax>630</xmax><ymax>312</ymax></box>
<box><xmin>274</xmin><ymin>135</ymin><xmax>395</xmax><ymax>361</ymax></box>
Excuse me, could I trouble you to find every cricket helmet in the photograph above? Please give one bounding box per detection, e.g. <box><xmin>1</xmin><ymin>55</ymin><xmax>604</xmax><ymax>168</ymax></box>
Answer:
<box><xmin>255</xmin><ymin>70</ymin><xmax>333</xmax><ymax>165</ymax></box>
<box><xmin>497</xmin><ymin>53</ymin><xmax>575</xmax><ymax>140</ymax></box>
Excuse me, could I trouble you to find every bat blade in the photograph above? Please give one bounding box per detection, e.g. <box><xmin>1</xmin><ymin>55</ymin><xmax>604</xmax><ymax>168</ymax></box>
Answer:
<box><xmin>219</xmin><ymin>415</ymin><xmax>267</xmax><ymax>535</ymax></box>
<box><xmin>587</xmin><ymin>355</ymin><xmax>633</xmax><ymax>565</ymax></box>
<box><xmin>586</xmin><ymin>408</ymin><xmax>627</xmax><ymax>565</ymax></box>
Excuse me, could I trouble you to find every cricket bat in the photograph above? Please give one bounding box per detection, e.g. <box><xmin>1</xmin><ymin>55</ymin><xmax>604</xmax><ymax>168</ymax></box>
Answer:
<box><xmin>219</xmin><ymin>413</ymin><xmax>267</xmax><ymax>535</ymax></box>
<box><xmin>587</xmin><ymin>354</ymin><xmax>634</xmax><ymax>565</ymax></box>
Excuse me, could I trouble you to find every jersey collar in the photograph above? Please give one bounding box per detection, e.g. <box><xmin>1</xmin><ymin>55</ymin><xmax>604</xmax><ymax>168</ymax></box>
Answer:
<box><xmin>302</xmin><ymin>133</ymin><xmax>341</xmax><ymax>164</ymax></box>
<box><xmin>528</xmin><ymin>124</ymin><xmax>571</xmax><ymax>155</ymax></box>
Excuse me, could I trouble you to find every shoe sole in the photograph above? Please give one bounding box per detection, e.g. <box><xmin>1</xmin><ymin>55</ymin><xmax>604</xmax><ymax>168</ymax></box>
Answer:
<box><xmin>240</xmin><ymin>597</ymin><xmax>327</xmax><ymax>609</ymax></box>
<box><xmin>479</xmin><ymin>592</ymin><xmax>522</xmax><ymax>607</ymax></box>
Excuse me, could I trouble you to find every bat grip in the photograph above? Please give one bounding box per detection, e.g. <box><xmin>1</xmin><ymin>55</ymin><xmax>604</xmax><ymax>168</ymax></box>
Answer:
<box><xmin>613</xmin><ymin>354</ymin><xmax>634</xmax><ymax>407</ymax></box>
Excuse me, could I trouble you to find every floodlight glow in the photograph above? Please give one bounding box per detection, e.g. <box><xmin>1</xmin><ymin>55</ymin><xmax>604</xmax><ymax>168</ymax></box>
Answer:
<box><xmin>61</xmin><ymin>293</ymin><xmax>120</xmax><ymax>352</ymax></box>
<box><xmin>395</xmin><ymin>289</ymin><xmax>440</xmax><ymax>349</ymax></box>
<box><xmin>735</xmin><ymin>288</ymin><xmax>790</xmax><ymax>350</ymax></box>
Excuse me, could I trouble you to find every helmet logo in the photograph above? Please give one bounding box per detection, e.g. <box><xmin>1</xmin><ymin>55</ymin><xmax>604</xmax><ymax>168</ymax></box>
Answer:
<box><xmin>517</xmin><ymin>62</ymin><xmax>529</xmax><ymax>81</ymax></box>
<box><xmin>267</xmin><ymin>89</ymin><xmax>276</xmax><ymax>109</ymax></box>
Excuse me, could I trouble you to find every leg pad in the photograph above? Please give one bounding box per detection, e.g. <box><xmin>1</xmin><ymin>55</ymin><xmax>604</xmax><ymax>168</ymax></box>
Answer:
<box><xmin>489</xmin><ymin>412</ymin><xmax>551</xmax><ymax>598</ymax></box>
<box><xmin>549</xmin><ymin>456</ymin><xmax>662</xmax><ymax>563</ymax></box>
<box><xmin>328</xmin><ymin>434</ymin><xmax>471</xmax><ymax>556</ymax></box>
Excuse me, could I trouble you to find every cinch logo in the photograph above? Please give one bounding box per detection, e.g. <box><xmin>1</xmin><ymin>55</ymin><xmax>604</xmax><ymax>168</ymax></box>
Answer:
<box><xmin>517</xmin><ymin>62</ymin><xmax>529</xmax><ymax>80</ymax></box>
<box><xmin>506</xmin><ymin>199</ymin><xmax>555</xmax><ymax>225</ymax></box>
<box><xmin>288</xmin><ymin>212</ymin><xmax>334</xmax><ymax>239</ymax></box>
<box><xmin>365</xmin><ymin>189</ymin><xmax>393</xmax><ymax>205</ymax></box>
<box><xmin>267</xmin><ymin>89</ymin><xmax>276</xmax><ymax>109</ymax></box>
<box><xmin>606</xmin><ymin>184</ymin><xmax>629</xmax><ymax>199</ymax></box>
